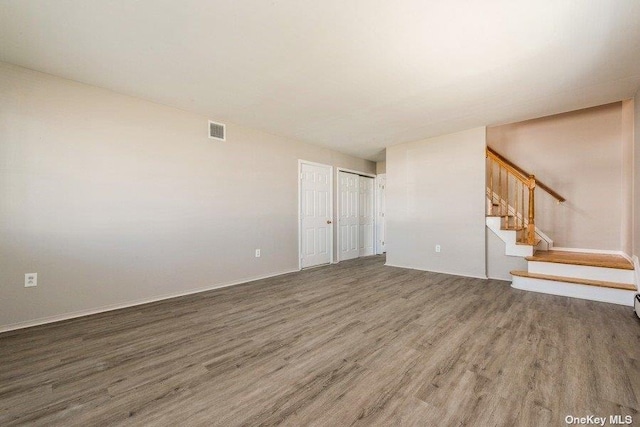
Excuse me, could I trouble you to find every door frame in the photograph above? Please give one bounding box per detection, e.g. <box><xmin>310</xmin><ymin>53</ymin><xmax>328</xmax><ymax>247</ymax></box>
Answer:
<box><xmin>375</xmin><ymin>173</ymin><xmax>386</xmax><ymax>255</ymax></box>
<box><xmin>298</xmin><ymin>160</ymin><xmax>334</xmax><ymax>270</ymax></box>
<box><xmin>336</xmin><ymin>167</ymin><xmax>376</xmax><ymax>263</ymax></box>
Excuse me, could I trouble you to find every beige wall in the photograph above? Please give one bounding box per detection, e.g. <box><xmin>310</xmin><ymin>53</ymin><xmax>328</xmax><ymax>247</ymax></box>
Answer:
<box><xmin>635</xmin><ymin>89</ymin><xmax>640</xmax><ymax>259</ymax></box>
<box><xmin>486</xmin><ymin>230</ymin><xmax>528</xmax><ymax>281</ymax></box>
<box><xmin>621</xmin><ymin>99</ymin><xmax>634</xmax><ymax>256</ymax></box>
<box><xmin>0</xmin><ymin>63</ymin><xmax>374</xmax><ymax>329</ymax></box>
<box><xmin>487</xmin><ymin>103</ymin><xmax>624</xmax><ymax>251</ymax></box>
<box><xmin>376</xmin><ymin>161</ymin><xmax>386</xmax><ymax>174</ymax></box>
<box><xmin>386</xmin><ymin>127</ymin><xmax>487</xmax><ymax>278</ymax></box>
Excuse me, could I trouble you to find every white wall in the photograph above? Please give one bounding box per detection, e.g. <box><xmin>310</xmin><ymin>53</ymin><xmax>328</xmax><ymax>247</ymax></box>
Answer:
<box><xmin>386</xmin><ymin>127</ymin><xmax>487</xmax><ymax>278</ymax></box>
<box><xmin>0</xmin><ymin>63</ymin><xmax>374</xmax><ymax>329</ymax></box>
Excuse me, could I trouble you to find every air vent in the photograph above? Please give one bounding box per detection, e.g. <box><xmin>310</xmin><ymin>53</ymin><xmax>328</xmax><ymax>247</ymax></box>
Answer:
<box><xmin>208</xmin><ymin>121</ymin><xmax>226</xmax><ymax>141</ymax></box>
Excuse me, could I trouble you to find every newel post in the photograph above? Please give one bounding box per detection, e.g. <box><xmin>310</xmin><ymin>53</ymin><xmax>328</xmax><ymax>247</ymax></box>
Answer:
<box><xmin>527</xmin><ymin>175</ymin><xmax>536</xmax><ymax>245</ymax></box>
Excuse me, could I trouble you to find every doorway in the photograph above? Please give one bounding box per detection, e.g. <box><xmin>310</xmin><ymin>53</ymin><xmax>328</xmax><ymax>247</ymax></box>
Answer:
<box><xmin>338</xmin><ymin>170</ymin><xmax>375</xmax><ymax>262</ymax></box>
<box><xmin>299</xmin><ymin>161</ymin><xmax>333</xmax><ymax>269</ymax></box>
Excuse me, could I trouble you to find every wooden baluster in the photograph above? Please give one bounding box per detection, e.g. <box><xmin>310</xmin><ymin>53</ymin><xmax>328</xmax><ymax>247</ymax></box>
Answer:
<box><xmin>514</xmin><ymin>177</ymin><xmax>519</xmax><ymax>233</ymax></box>
<box><xmin>521</xmin><ymin>180</ymin><xmax>524</xmax><ymax>231</ymax></box>
<box><xmin>506</xmin><ymin>172</ymin><xmax>509</xmax><ymax>228</ymax></box>
<box><xmin>527</xmin><ymin>175</ymin><xmax>536</xmax><ymax>245</ymax></box>
<box><xmin>489</xmin><ymin>159</ymin><xmax>494</xmax><ymax>213</ymax></box>
<box><xmin>498</xmin><ymin>166</ymin><xmax>502</xmax><ymax>216</ymax></box>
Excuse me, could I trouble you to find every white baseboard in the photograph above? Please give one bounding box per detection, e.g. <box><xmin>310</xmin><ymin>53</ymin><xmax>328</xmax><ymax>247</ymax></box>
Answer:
<box><xmin>487</xmin><ymin>273</ymin><xmax>516</xmax><ymax>282</ymax></box>
<box><xmin>620</xmin><ymin>253</ymin><xmax>633</xmax><ymax>263</ymax></box>
<box><xmin>0</xmin><ymin>268</ymin><xmax>300</xmax><ymax>334</ymax></box>
<box><xmin>384</xmin><ymin>263</ymin><xmax>488</xmax><ymax>280</ymax></box>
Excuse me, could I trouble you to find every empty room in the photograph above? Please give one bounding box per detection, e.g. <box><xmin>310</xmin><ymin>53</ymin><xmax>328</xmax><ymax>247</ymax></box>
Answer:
<box><xmin>2</xmin><ymin>1</ymin><xmax>640</xmax><ymax>426</ymax></box>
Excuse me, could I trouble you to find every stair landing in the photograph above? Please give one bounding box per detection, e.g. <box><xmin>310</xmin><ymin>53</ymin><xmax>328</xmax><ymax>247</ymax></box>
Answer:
<box><xmin>525</xmin><ymin>250</ymin><xmax>633</xmax><ymax>270</ymax></box>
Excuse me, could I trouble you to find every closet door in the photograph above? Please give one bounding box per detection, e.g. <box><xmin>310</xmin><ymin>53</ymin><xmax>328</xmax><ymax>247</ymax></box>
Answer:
<box><xmin>339</xmin><ymin>171</ymin><xmax>359</xmax><ymax>261</ymax></box>
<box><xmin>300</xmin><ymin>162</ymin><xmax>332</xmax><ymax>268</ymax></box>
<box><xmin>359</xmin><ymin>176</ymin><xmax>375</xmax><ymax>257</ymax></box>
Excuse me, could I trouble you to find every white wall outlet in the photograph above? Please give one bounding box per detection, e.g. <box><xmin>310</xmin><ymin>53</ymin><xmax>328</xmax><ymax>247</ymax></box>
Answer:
<box><xmin>25</xmin><ymin>273</ymin><xmax>37</xmax><ymax>287</ymax></box>
<box><xmin>435</xmin><ymin>245</ymin><xmax>441</xmax><ymax>253</ymax></box>
<box><xmin>255</xmin><ymin>249</ymin><xmax>261</xmax><ymax>258</ymax></box>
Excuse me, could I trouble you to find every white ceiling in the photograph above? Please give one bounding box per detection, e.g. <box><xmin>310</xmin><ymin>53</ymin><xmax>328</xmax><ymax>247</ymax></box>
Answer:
<box><xmin>1</xmin><ymin>1</ymin><xmax>640</xmax><ymax>161</ymax></box>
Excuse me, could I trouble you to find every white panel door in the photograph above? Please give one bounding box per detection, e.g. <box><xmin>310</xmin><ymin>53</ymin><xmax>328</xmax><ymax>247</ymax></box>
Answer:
<box><xmin>339</xmin><ymin>171</ymin><xmax>359</xmax><ymax>261</ymax></box>
<box><xmin>376</xmin><ymin>174</ymin><xmax>386</xmax><ymax>254</ymax></box>
<box><xmin>359</xmin><ymin>176</ymin><xmax>375</xmax><ymax>257</ymax></box>
<box><xmin>300</xmin><ymin>163</ymin><xmax>332</xmax><ymax>268</ymax></box>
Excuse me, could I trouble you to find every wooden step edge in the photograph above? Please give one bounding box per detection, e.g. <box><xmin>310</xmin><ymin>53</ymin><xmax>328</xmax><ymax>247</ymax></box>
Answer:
<box><xmin>516</xmin><ymin>239</ymin><xmax>541</xmax><ymax>246</ymax></box>
<box><xmin>524</xmin><ymin>255</ymin><xmax>634</xmax><ymax>270</ymax></box>
<box><xmin>510</xmin><ymin>270</ymin><xmax>637</xmax><ymax>291</ymax></box>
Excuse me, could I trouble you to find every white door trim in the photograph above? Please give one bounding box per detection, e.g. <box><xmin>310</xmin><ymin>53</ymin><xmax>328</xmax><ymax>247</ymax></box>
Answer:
<box><xmin>298</xmin><ymin>160</ymin><xmax>334</xmax><ymax>270</ymax></box>
<box><xmin>375</xmin><ymin>173</ymin><xmax>386</xmax><ymax>255</ymax></box>
<box><xmin>336</xmin><ymin>167</ymin><xmax>376</xmax><ymax>263</ymax></box>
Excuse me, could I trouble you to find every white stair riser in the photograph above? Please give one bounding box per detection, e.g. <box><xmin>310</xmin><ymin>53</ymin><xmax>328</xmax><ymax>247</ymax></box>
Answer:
<box><xmin>486</xmin><ymin>217</ymin><xmax>534</xmax><ymax>257</ymax></box>
<box><xmin>527</xmin><ymin>261</ymin><xmax>634</xmax><ymax>284</ymax></box>
<box><xmin>512</xmin><ymin>276</ymin><xmax>635</xmax><ymax>307</ymax></box>
<box><xmin>507</xmin><ymin>244</ymin><xmax>535</xmax><ymax>257</ymax></box>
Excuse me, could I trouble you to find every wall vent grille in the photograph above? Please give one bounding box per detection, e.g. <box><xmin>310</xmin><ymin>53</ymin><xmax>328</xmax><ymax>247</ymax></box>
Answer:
<box><xmin>208</xmin><ymin>121</ymin><xmax>226</xmax><ymax>141</ymax></box>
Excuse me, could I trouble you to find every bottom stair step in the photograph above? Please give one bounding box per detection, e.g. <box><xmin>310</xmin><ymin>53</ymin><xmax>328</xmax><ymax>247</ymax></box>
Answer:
<box><xmin>510</xmin><ymin>270</ymin><xmax>637</xmax><ymax>306</ymax></box>
<box><xmin>510</xmin><ymin>271</ymin><xmax>636</xmax><ymax>290</ymax></box>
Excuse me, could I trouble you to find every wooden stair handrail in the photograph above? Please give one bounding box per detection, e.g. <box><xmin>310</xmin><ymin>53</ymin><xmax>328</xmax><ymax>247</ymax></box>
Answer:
<box><xmin>486</xmin><ymin>149</ymin><xmax>530</xmax><ymax>186</ymax></box>
<box><xmin>486</xmin><ymin>147</ymin><xmax>566</xmax><ymax>203</ymax></box>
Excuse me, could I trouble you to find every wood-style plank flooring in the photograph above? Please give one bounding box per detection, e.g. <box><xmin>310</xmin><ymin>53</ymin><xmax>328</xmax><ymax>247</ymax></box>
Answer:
<box><xmin>1</xmin><ymin>255</ymin><xmax>639</xmax><ymax>426</ymax></box>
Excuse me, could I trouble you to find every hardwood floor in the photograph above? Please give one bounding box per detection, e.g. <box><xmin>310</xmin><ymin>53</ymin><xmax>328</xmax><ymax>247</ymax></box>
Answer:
<box><xmin>1</xmin><ymin>255</ymin><xmax>639</xmax><ymax>426</ymax></box>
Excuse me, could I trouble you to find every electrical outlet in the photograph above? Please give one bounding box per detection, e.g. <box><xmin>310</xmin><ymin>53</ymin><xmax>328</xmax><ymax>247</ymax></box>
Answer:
<box><xmin>435</xmin><ymin>245</ymin><xmax>441</xmax><ymax>253</ymax></box>
<box><xmin>255</xmin><ymin>249</ymin><xmax>261</xmax><ymax>258</ymax></box>
<box><xmin>25</xmin><ymin>273</ymin><xmax>37</xmax><ymax>287</ymax></box>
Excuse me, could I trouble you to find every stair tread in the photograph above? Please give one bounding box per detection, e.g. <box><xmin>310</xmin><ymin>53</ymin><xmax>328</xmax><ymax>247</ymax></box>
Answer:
<box><xmin>516</xmin><ymin>239</ymin><xmax>541</xmax><ymax>246</ymax></box>
<box><xmin>510</xmin><ymin>270</ymin><xmax>636</xmax><ymax>291</ymax></box>
<box><xmin>525</xmin><ymin>250</ymin><xmax>634</xmax><ymax>270</ymax></box>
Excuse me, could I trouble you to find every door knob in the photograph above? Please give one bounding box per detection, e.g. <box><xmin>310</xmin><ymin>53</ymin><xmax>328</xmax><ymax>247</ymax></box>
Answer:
<box><xmin>327</xmin><ymin>220</ymin><xmax>332</xmax><ymax>224</ymax></box>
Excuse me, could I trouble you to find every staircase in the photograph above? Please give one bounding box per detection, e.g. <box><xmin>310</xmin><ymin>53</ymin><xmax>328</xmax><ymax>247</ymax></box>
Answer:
<box><xmin>486</xmin><ymin>147</ymin><xmax>638</xmax><ymax>307</ymax></box>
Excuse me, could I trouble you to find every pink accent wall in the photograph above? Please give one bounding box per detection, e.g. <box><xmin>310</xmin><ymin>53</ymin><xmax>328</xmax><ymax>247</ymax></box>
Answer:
<box><xmin>488</xmin><ymin>103</ymin><xmax>624</xmax><ymax>251</ymax></box>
